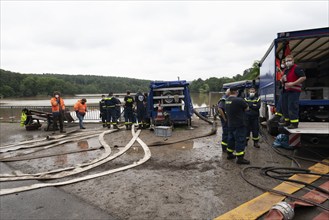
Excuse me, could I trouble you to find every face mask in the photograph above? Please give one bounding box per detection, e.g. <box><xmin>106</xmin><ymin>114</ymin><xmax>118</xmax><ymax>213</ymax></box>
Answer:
<box><xmin>281</xmin><ymin>64</ymin><xmax>285</xmax><ymax>69</ymax></box>
<box><xmin>249</xmin><ymin>93</ymin><xmax>255</xmax><ymax>97</ymax></box>
<box><xmin>286</xmin><ymin>61</ymin><xmax>293</xmax><ymax>67</ymax></box>
<box><xmin>55</xmin><ymin>95</ymin><xmax>59</xmax><ymax>98</ymax></box>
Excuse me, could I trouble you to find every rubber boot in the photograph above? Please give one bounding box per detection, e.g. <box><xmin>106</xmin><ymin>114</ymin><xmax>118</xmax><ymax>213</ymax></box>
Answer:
<box><xmin>125</xmin><ymin>125</ymin><xmax>129</xmax><ymax>130</ymax></box>
<box><xmin>236</xmin><ymin>155</ymin><xmax>250</xmax><ymax>165</ymax></box>
<box><xmin>270</xmin><ymin>114</ymin><xmax>281</xmax><ymax>123</ymax></box>
<box><xmin>221</xmin><ymin>146</ymin><xmax>227</xmax><ymax>153</ymax></box>
<box><xmin>279</xmin><ymin>120</ymin><xmax>290</xmax><ymax>127</ymax></box>
<box><xmin>287</xmin><ymin>122</ymin><xmax>298</xmax><ymax>129</ymax></box>
<box><xmin>253</xmin><ymin>141</ymin><xmax>260</xmax><ymax>148</ymax></box>
<box><xmin>227</xmin><ymin>152</ymin><xmax>236</xmax><ymax>160</ymax></box>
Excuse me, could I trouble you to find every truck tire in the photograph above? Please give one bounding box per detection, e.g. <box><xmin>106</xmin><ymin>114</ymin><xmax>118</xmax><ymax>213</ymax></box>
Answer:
<box><xmin>267</xmin><ymin>120</ymin><xmax>278</xmax><ymax>136</ymax></box>
<box><xmin>266</xmin><ymin>106</ymin><xmax>278</xmax><ymax>136</ymax></box>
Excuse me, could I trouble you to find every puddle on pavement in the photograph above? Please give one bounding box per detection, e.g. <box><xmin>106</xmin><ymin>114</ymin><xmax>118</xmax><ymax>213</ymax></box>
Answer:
<box><xmin>125</xmin><ymin>140</ymin><xmax>196</xmax><ymax>155</ymax></box>
<box><xmin>168</xmin><ymin>140</ymin><xmax>194</xmax><ymax>150</ymax></box>
<box><xmin>52</xmin><ymin>138</ymin><xmax>103</xmax><ymax>167</ymax></box>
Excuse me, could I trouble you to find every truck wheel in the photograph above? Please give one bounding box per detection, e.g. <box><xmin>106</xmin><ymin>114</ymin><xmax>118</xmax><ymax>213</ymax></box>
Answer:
<box><xmin>266</xmin><ymin>112</ymin><xmax>278</xmax><ymax>136</ymax></box>
<box><xmin>267</xmin><ymin>120</ymin><xmax>278</xmax><ymax>136</ymax></box>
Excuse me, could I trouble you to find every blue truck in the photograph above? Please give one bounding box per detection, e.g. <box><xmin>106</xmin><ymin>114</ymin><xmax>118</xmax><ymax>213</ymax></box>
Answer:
<box><xmin>259</xmin><ymin>27</ymin><xmax>329</xmax><ymax>147</ymax></box>
<box><xmin>147</xmin><ymin>80</ymin><xmax>194</xmax><ymax>126</ymax></box>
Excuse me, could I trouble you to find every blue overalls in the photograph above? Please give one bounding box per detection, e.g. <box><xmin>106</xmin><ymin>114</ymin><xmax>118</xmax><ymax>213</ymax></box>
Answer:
<box><xmin>244</xmin><ymin>96</ymin><xmax>261</xmax><ymax>146</ymax></box>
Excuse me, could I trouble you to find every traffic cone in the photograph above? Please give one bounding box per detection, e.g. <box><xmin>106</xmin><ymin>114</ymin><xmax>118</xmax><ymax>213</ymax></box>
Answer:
<box><xmin>155</xmin><ymin>104</ymin><xmax>165</xmax><ymax>121</ymax></box>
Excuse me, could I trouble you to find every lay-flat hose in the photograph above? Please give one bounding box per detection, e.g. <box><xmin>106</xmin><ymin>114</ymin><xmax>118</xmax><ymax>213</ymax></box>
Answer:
<box><xmin>240</xmin><ymin>166</ymin><xmax>329</xmax><ymax>211</ymax></box>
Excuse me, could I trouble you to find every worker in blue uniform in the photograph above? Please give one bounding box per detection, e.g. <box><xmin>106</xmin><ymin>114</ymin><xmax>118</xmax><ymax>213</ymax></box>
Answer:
<box><xmin>217</xmin><ymin>88</ymin><xmax>230</xmax><ymax>153</ymax></box>
<box><xmin>225</xmin><ymin>86</ymin><xmax>250</xmax><ymax>164</ymax></box>
<box><xmin>135</xmin><ymin>91</ymin><xmax>146</xmax><ymax>129</ymax></box>
<box><xmin>281</xmin><ymin>54</ymin><xmax>306</xmax><ymax>129</ymax></box>
<box><xmin>99</xmin><ymin>95</ymin><xmax>107</xmax><ymax>127</ymax></box>
<box><xmin>244</xmin><ymin>87</ymin><xmax>261</xmax><ymax>148</ymax></box>
<box><xmin>105</xmin><ymin>92</ymin><xmax>120</xmax><ymax>129</ymax></box>
<box><xmin>124</xmin><ymin>91</ymin><xmax>135</xmax><ymax>130</ymax></box>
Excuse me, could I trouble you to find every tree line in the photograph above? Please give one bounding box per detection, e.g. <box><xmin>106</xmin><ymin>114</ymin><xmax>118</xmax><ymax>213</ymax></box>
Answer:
<box><xmin>189</xmin><ymin>61</ymin><xmax>260</xmax><ymax>93</ymax></box>
<box><xmin>0</xmin><ymin>62</ymin><xmax>259</xmax><ymax>98</ymax></box>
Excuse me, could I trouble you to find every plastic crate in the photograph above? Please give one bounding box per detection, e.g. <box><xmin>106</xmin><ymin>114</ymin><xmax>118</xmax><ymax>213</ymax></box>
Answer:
<box><xmin>154</xmin><ymin>126</ymin><xmax>172</xmax><ymax>137</ymax></box>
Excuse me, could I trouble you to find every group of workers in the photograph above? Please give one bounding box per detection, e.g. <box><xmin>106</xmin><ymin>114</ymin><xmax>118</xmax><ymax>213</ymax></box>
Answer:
<box><xmin>217</xmin><ymin>54</ymin><xmax>306</xmax><ymax>165</ymax></box>
<box><xmin>217</xmin><ymin>86</ymin><xmax>260</xmax><ymax>165</ymax></box>
<box><xmin>50</xmin><ymin>90</ymin><xmax>150</xmax><ymax>133</ymax></box>
<box><xmin>99</xmin><ymin>91</ymin><xmax>149</xmax><ymax>130</ymax></box>
<box><xmin>272</xmin><ymin>54</ymin><xmax>306</xmax><ymax>129</ymax></box>
<box><xmin>50</xmin><ymin>91</ymin><xmax>87</xmax><ymax>133</ymax></box>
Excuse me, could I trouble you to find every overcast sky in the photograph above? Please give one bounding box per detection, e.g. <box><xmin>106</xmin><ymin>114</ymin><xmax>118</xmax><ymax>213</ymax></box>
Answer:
<box><xmin>1</xmin><ymin>1</ymin><xmax>328</xmax><ymax>81</ymax></box>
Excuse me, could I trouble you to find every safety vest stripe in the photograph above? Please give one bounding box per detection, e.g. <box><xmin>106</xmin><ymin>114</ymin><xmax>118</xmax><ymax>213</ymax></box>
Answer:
<box><xmin>244</xmin><ymin>98</ymin><xmax>260</xmax><ymax>102</ymax></box>
<box><xmin>227</xmin><ymin>148</ymin><xmax>234</xmax><ymax>153</ymax></box>
<box><xmin>275</xmin><ymin>112</ymin><xmax>283</xmax><ymax>116</ymax></box>
<box><xmin>221</xmin><ymin>141</ymin><xmax>228</xmax><ymax>146</ymax></box>
<box><xmin>235</xmin><ymin>151</ymin><xmax>244</xmax><ymax>156</ymax></box>
<box><xmin>290</xmin><ymin>119</ymin><xmax>299</xmax><ymax>123</ymax></box>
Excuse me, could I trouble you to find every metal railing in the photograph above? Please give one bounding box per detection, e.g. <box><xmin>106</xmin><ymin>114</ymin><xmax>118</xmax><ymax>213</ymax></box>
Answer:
<box><xmin>0</xmin><ymin>105</ymin><xmax>118</xmax><ymax>123</ymax></box>
<box><xmin>0</xmin><ymin>105</ymin><xmax>217</xmax><ymax>123</ymax></box>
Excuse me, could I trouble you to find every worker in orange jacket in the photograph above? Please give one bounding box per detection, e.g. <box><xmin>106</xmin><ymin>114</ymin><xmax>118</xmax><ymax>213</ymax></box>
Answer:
<box><xmin>74</xmin><ymin>98</ymin><xmax>87</xmax><ymax>129</ymax></box>
<box><xmin>50</xmin><ymin>91</ymin><xmax>66</xmax><ymax>133</ymax></box>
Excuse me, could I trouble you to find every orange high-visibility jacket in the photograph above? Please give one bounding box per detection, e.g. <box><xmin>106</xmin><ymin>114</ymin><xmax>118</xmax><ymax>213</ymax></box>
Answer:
<box><xmin>50</xmin><ymin>97</ymin><xmax>65</xmax><ymax>112</ymax></box>
<box><xmin>74</xmin><ymin>100</ymin><xmax>87</xmax><ymax>113</ymax></box>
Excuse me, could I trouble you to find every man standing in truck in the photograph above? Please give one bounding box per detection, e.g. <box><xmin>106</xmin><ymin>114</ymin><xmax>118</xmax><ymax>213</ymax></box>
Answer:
<box><xmin>281</xmin><ymin>54</ymin><xmax>306</xmax><ymax>129</ymax></box>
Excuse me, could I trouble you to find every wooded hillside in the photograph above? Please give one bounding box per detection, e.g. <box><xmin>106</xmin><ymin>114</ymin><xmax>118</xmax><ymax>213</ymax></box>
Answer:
<box><xmin>0</xmin><ymin>61</ymin><xmax>259</xmax><ymax>97</ymax></box>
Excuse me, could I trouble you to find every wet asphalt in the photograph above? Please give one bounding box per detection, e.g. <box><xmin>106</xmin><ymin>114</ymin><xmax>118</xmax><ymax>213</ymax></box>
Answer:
<box><xmin>0</xmin><ymin>121</ymin><xmax>327</xmax><ymax>220</ymax></box>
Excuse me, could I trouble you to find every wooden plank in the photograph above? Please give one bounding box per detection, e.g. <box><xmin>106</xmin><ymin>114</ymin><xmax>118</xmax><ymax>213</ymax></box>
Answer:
<box><xmin>214</xmin><ymin>160</ymin><xmax>329</xmax><ymax>220</ymax></box>
<box><xmin>285</xmin><ymin>122</ymin><xmax>329</xmax><ymax>134</ymax></box>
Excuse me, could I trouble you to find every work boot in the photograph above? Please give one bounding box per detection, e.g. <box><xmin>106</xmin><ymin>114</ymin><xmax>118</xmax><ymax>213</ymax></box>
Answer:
<box><xmin>279</xmin><ymin>120</ymin><xmax>290</xmax><ymax>127</ymax></box>
<box><xmin>253</xmin><ymin>141</ymin><xmax>260</xmax><ymax>148</ymax></box>
<box><xmin>287</xmin><ymin>123</ymin><xmax>298</xmax><ymax>129</ymax></box>
<box><xmin>227</xmin><ymin>153</ymin><xmax>236</xmax><ymax>160</ymax></box>
<box><xmin>270</xmin><ymin>114</ymin><xmax>281</xmax><ymax>123</ymax></box>
<box><xmin>222</xmin><ymin>146</ymin><xmax>227</xmax><ymax>153</ymax></box>
<box><xmin>60</xmin><ymin>130</ymin><xmax>66</xmax><ymax>133</ymax></box>
<box><xmin>126</xmin><ymin>125</ymin><xmax>129</xmax><ymax>130</ymax></box>
<box><xmin>236</xmin><ymin>156</ymin><xmax>250</xmax><ymax>165</ymax></box>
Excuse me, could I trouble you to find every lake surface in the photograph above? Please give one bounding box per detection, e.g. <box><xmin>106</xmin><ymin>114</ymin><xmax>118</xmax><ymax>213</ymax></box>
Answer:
<box><xmin>0</xmin><ymin>93</ymin><xmax>222</xmax><ymax>108</ymax></box>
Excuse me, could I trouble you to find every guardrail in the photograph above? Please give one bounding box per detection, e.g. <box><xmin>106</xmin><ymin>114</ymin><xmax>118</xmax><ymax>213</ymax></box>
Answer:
<box><xmin>0</xmin><ymin>105</ymin><xmax>114</xmax><ymax>123</ymax></box>
<box><xmin>0</xmin><ymin>105</ymin><xmax>218</xmax><ymax>123</ymax></box>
